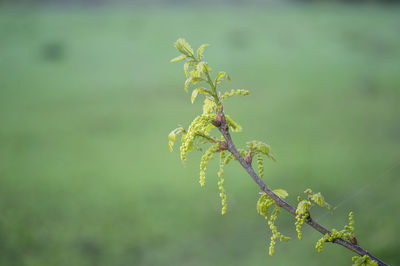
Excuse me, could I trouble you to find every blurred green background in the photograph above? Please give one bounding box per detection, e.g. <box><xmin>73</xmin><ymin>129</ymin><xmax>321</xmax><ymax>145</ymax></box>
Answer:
<box><xmin>0</xmin><ymin>1</ymin><xmax>399</xmax><ymax>265</ymax></box>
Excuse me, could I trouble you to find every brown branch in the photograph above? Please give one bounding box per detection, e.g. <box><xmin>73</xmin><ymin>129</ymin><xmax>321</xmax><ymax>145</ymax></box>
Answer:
<box><xmin>215</xmin><ymin>111</ymin><xmax>389</xmax><ymax>266</ymax></box>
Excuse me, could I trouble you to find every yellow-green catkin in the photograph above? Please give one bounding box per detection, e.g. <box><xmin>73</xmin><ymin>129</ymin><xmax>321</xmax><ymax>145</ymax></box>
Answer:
<box><xmin>316</xmin><ymin>229</ymin><xmax>343</xmax><ymax>252</ymax></box>
<box><xmin>295</xmin><ymin>212</ymin><xmax>309</xmax><ymax>240</ymax></box>
<box><xmin>256</xmin><ymin>153</ymin><xmax>264</xmax><ymax>178</ymax></box>
<box><xmin>199</xmin><ymin>144</ymin><xmax>218</xmax><ymax>187</ymax></box>
<box><xmin>224</xmin><ymin>153</ymin><xmax>233</xmax><ymax>165</ymax></box>
<box><xmin>352</xmin><ymin>255</ymin><xmax>378</xmax><ymax>266</ymax></box>
<box><xmin>257</xmin><ymin>194</ymin><xmax>290</xmax><ymax>256</ymax></box>
<box><xmin>181</xmin><ymin>114</ymin><xmax>216</xmax><ymax>162</ymax></box>
<box><xmin>217</xmin><ymin>151</ymin><xmax>227</xmax><ymax>215</ymax></box>
<box><xmin>315</xmin><ymin>212</ymin><xmax>355</xmax><ymax>252</ymax></box>
<box><xmin>268</xmin><ymin>206</ymin><xmax>279</xmax><ymax>255</ymax></box>
<box><xmin>345</xmin><ymin>211</ymin><xmax>355</xmax><ymax>237</ymax></box>
<box><xmin>221</xmin><ymin>89</ymin><xmax>250</xmax><ymax>100</ymax></box>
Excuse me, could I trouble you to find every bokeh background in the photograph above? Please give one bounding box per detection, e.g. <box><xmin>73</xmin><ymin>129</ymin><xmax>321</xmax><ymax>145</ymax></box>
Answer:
<box><xmin>1</xmin><ymin>0</ymin><xmax>400</xmax><ymax>265</ymax></box>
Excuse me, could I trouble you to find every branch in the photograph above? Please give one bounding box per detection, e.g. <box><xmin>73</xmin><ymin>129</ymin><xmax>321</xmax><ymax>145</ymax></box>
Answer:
<box><xmin>215</xmin><ymin>111</ymin><xmax>389</xmax><ymax>266</ymax></box>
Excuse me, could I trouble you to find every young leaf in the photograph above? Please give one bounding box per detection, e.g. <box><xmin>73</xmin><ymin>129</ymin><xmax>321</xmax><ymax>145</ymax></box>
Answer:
<box><xmin>215</xmin><ymin>71</ymin><xmax>231</xmax><ymax>85</ymax></box>
<box><xmin>168</xmin><ymin>131</ymin><xmax>176</xmax><ymax>152</ymax></box>
<box><xmin>170</xmin><ymin>54</ymin><xmax>187</xmax><ymax>63</ymax></box>
<box><xmin>196</xmin><ymin>62</ymin><xmax>206</xmax><ymax>74</ymax></box>
<box><xmin>196</xmin><ymin>87</ymin><xmax>212</xmax><ymax>95</ymax></box>
<box><xmin>259</xmin><ymin>144</ymin><xmax>271</xmax><ymax>155</ymax></box>
<box><xmin>273</xmin><ymin>189</ymin><xmax>288</xmax><ymax>199</ymax></box>
<box><xmin>191</xmin><ymin>77</ymin><xmax>204</xmax><ymax>84</ymax></box>
<box><xmin>168</xmin><ymin>127</ymin><xmax>184</xmax><ymax>152</ymax></box>
<box><xmin>311</xmin><ymin>192</ymin><xmax>325</xmax><ymax>207</ymax></box>
<box><xmin>297</xmin><ymin>200</ymin><xmax>311</xmax><ymax>215</ymax></box>
<box><xmin>184</xmin><ymin>77</ymin><xmax>192</xmax><ymax>92</ymax></box>
<box><xmin>196</xmin><ymin>44</ymin><xmax>209</xmax><ymax>60</ymax></box>
<box><xmin>191</xmin><ymin>89</ymin><xmax>199</xmax><ymax>104</ymax></box>
<box><xmin>184</xmin><ymin>60</ymin><xmax>197</xmax><ymax>77</ymax></box>
<box><xmin>174</xmin><ymin>38</ymin><xmax>194</xmax><ymax>57</ymax></box>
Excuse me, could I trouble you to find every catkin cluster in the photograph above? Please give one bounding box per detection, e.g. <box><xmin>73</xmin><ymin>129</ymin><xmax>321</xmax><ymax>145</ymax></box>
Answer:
<box><xmin>257</xmin><ymin>192</ymin><xmax>290</xmax><ymax>256</ymax></box>
<box><xmin>199</xmin><ymin>143</ymin><xmax>219</xmax><ymax>187</ymax></box>
<box><xmin>180</xmin><ymin>114</ymin><xmax>216</xmax><ymax>162</ymax></box>
<box><xmin>315</xmin><ymin>211</ymin><xmax>355</xmax><ymax>252</ymax></box>
<box><xmin>295</xmin><ymin>211</ymin><xmax>309</xmax><ymax>240</ymax></box>
<box><xmin>245</xmin><ymin>140</ymin><xmax>276</xmax><ymax>179</ymax></box>
<box><xmin>295</xmin><ymin>189</ymin><xmax>334</xmax><ymax>240</ymax></box>
<box><xmin>352</xmin><ymin>255</ymin><xmax>378</xmax><ymax>266</ymax></box>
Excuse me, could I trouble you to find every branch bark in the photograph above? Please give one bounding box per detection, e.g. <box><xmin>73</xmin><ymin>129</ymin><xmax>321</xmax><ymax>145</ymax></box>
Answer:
<box><xmin>215</xmin><ymin>111</ymin><xmax>389</xmax><ymax>266</ymax></box>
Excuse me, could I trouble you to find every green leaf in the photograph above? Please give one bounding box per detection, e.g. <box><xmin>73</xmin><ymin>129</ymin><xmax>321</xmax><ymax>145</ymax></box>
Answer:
<box><xmin>311</xmin><ymin>192</ymin><xmax>325</xmax><ymax>207</ymax></box>
<box><xmin>190</xmin><ymin>69</ymin><xmax>201</xmax><ymax>78</ymax></box>
<box><xmin>215</xmin><ymin>71</ymin><xmax>231</xmax><ymax>85</ymax></box>
<box><xmin>168</xmin><ymin>127</ymin><xmax>184</xmax><ymax>152</ymax></box>
<box><xmin>184</xmin><ymin>60</ymin><xmax>197</xmax><ymax>77</ymax></box>
<box><xmin>196</xmin><ymin>87</ymin><xmax>212</xmax><ymax>95</ymax></box>
<box><xmin>191</xmin><ymin>77</ymin><xmax>203</xmax><ymax>84</ymax></box>
<box><xmin>259</xmin><ymin>144</ymin><xmax>271</xmax><ymax>155</ymax></box>
<box><xmin>191</xmin><ymin>89</ymin><xmax>199</xmax><ymax>104</ymax></box>
<box><xmin>168</xmin><ymin>131</ymin><xmax>176</xmax><ymax>152</ymax></box>
<box><xmin>191</xmin><ymin>87</ymin><xmax>211</xmax><ymax>104</ymax></box>
<box><xmin>170</xmin><ymin>54</ymin><xmax>187</xmax><ymax>63</ymax></box>
<box><xmin>196</xmin><ymin>44</ymin><xmax>209</xmax><ymax>60</ymax></box>
<box><xmin>273</xmin><ymin>189</ymin><xmax>288</xmax><ymax>199</ymax></box>
<box><xmin>174</xmin><ymin>38</ymin><xmax>194</xmax><ymax>57</ymax></box>
<box><xmin>304</xmin><ymin>189</ymin><xmax>313</xmax><ymax>196</ymax></box>
<box><xmin>184</xmin><ymin>77</ymin><xmax>192</xmax><ymax>92</ymax></box>
<box><xmin>296</xmin><ymin>200</ymin><xmax>311</xmax><ymax>215</ymax></box>
<box><xmin>196</xmin><ymin>62</ymin><xmax>206</xmax><ymax>74</ymax></box>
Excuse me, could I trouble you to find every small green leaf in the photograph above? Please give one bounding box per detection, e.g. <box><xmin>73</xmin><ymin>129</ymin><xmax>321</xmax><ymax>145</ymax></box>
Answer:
<box><xmin>184</xmin><ymin>62</ymin><xmax>190</xmax><ymax>76</ymax></box>
<box><xmin>215</xmin><ymin>71</ymin><xmax>231</xmax><ymax>85</ymax></box>
<box><xmin>170</xmin><ymin>54</ymin><xmax>187</xmax><ymax>63</ymax></box>
<box><xmin>174</xmin><ymin>38</ymin><xmax>194</xmax><ymax>57</ymax></box>
<box><xmin>273</xmin><ymin>189</ymin><xmax>288</xmax><ymax>199</ymax></box>
<box><xmin>196</xmin><ymin>44</ymin><xmax>209</xmax><ymax>60</ymax></box>
<box><xmin>311</xmin><ymin>192</ymin><xmax>325</xmax><ymax>207</ymax></box>
<box><xmin>184</xmin><ymin>60</ymin><xmax>197</xmax><ymax>77</ymax></box>
<box><xmin>168</xmin><ymin>127</ymin><xmax>185</xmax><ymax>152</ymax></box>
<box><xmin>184</xmin><ymin>77</ymin><xmax>192</xmax><ymax>92</ymax></box>
<box><xmin>304</xmin><ymin>188</ymin><xmax>313</xmax><ymax>196</ymax></box>
<box><xmin>191</xmin><ymin>77</ymin><xmax>203</xmax><ymax>84</ymax></box>
<box><xmin>195</xmin><ymin>87</ymin><xmax>212</xmax><ymax>95</ymax></box>
<box><xmin>190</xmin><ymin>69</ymin><xmax>201</xmax><ymax>78</ymax></box>
<box><xmin>191</xmin><ymin>89</ymin><xmax>199</xmax><ymax>104</ymax></box>
<box><xmin>259</xmin><ymin>144</ymin><xmax>271</xmax><ymax>155</ymax></box>
<box><xmin>168</xmin><ymin>131</ymin><xmax>176</xmax><ymax>152</ymax></box>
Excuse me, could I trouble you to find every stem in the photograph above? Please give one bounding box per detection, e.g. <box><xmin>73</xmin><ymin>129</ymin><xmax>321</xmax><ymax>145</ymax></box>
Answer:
<box><xmin>205</xmin><ymin>71</ymin><xmax>219</xmax><ymax>104</ymax></box>
<box><xmin>215</xmin><ymin>111</ymin><xmax>389</xmax><ymax>266</ymax></box>
<box><xmin>196</xmin><ymin>133</ymin><xmax>217</xmax><ymax>143</ymax></box>
<box><xmin>189</xmin><ymin>55</ymin><xmax>219</xmax><ymax>104</ymax></box>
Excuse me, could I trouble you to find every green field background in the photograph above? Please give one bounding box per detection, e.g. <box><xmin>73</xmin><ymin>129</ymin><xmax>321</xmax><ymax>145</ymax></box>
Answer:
<box><xmin>0</xmin><ymin>3</ymin><xmax>399</xmax><ymax>265</ymax></box>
